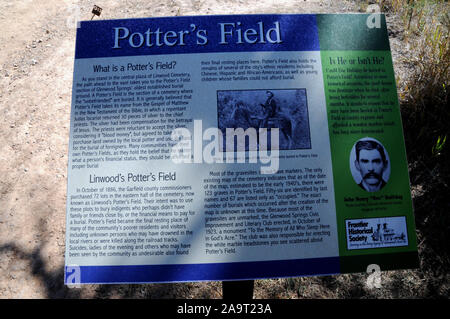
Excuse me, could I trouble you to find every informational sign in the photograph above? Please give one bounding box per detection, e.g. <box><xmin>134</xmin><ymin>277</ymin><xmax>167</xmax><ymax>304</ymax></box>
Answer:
<box><xmin>65</xmin><ymin>14</ymin><xmax>418</xmax><ymax>284</ymax></box>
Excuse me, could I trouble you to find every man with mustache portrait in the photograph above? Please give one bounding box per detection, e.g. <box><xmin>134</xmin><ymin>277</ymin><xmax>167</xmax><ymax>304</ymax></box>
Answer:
<box><xmin>354</xmin><ymin>139</ymin><xmax>389</xmax><ymax>192</ymax></box>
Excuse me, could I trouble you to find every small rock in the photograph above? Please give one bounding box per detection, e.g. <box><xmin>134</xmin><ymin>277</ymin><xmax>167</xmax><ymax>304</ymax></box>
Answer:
<box><xmin>31</xmin><ymin>59</ymin><xmax>38</xmax><ymax>65</ymax></box>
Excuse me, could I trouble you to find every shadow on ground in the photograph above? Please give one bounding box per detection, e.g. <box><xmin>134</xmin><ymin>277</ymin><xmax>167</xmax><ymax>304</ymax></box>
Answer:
<box><xmin>0</xmin><ymin>241</ymin><xmax>221</xmax><ymax>298</ymax></box>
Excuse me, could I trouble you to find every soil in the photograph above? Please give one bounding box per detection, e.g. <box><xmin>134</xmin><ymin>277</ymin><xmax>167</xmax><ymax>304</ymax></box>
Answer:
<box><xmin>0</xmin><ymin>0</ymin><xmax>448</xmax><ymax>299</ymax></box>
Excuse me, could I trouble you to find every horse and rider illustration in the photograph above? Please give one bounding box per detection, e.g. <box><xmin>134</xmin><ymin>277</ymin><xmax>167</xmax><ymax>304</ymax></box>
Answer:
<box><xmin>227</xmin><ymin>90</ymin><xmax>295</xmax><ymax>150</ymax></box>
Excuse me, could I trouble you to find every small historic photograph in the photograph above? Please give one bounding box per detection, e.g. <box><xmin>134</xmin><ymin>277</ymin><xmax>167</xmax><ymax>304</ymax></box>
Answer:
<box><xmin>349</xmin><ymin>137</ymin><xmax>391</xmax><ymax>192</ymax></box>
<box><xmin>217</xmin><ymin>89</ymin><xmax>311</xmax><ymax>151</ymax></box>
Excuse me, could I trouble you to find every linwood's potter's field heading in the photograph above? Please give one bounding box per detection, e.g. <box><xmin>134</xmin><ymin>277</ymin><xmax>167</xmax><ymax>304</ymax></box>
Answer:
<box><xmin>89</xmin><ymin>172</ymin><xmax>176</xmax><ymax>183</ymax></box>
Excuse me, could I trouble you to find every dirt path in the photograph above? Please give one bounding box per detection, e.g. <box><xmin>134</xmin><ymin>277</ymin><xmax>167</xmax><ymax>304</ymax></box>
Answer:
<box><xmin>0</xmin><ymin>0</ymin><xmax>393</xmax><ymax>299</ymax></box>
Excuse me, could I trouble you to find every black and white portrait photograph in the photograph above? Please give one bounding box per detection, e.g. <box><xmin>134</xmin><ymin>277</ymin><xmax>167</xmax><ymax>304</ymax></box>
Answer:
<box><xmin>350</xmin><ymin>137</ymin><xmax>391</xmax><ymax>192</ymax></box>
<box><xmin>217</xmin><ymin>89</ymin><xmax>311</xmax><ymax>151</ymax></box>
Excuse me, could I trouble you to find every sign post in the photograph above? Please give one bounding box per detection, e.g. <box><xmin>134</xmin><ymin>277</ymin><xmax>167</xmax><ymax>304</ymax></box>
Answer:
<box><xmin>65</xmin><ymin>13</ymin><xmax>418</xmax><ymax>286</ymax></box>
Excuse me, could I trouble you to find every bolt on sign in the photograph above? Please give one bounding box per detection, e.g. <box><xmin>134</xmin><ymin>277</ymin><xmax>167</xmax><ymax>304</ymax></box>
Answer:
<box><xmin>64</xmin><ymin>14</ymin><xmax>418</xmax><ymax>284</ymax></box>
